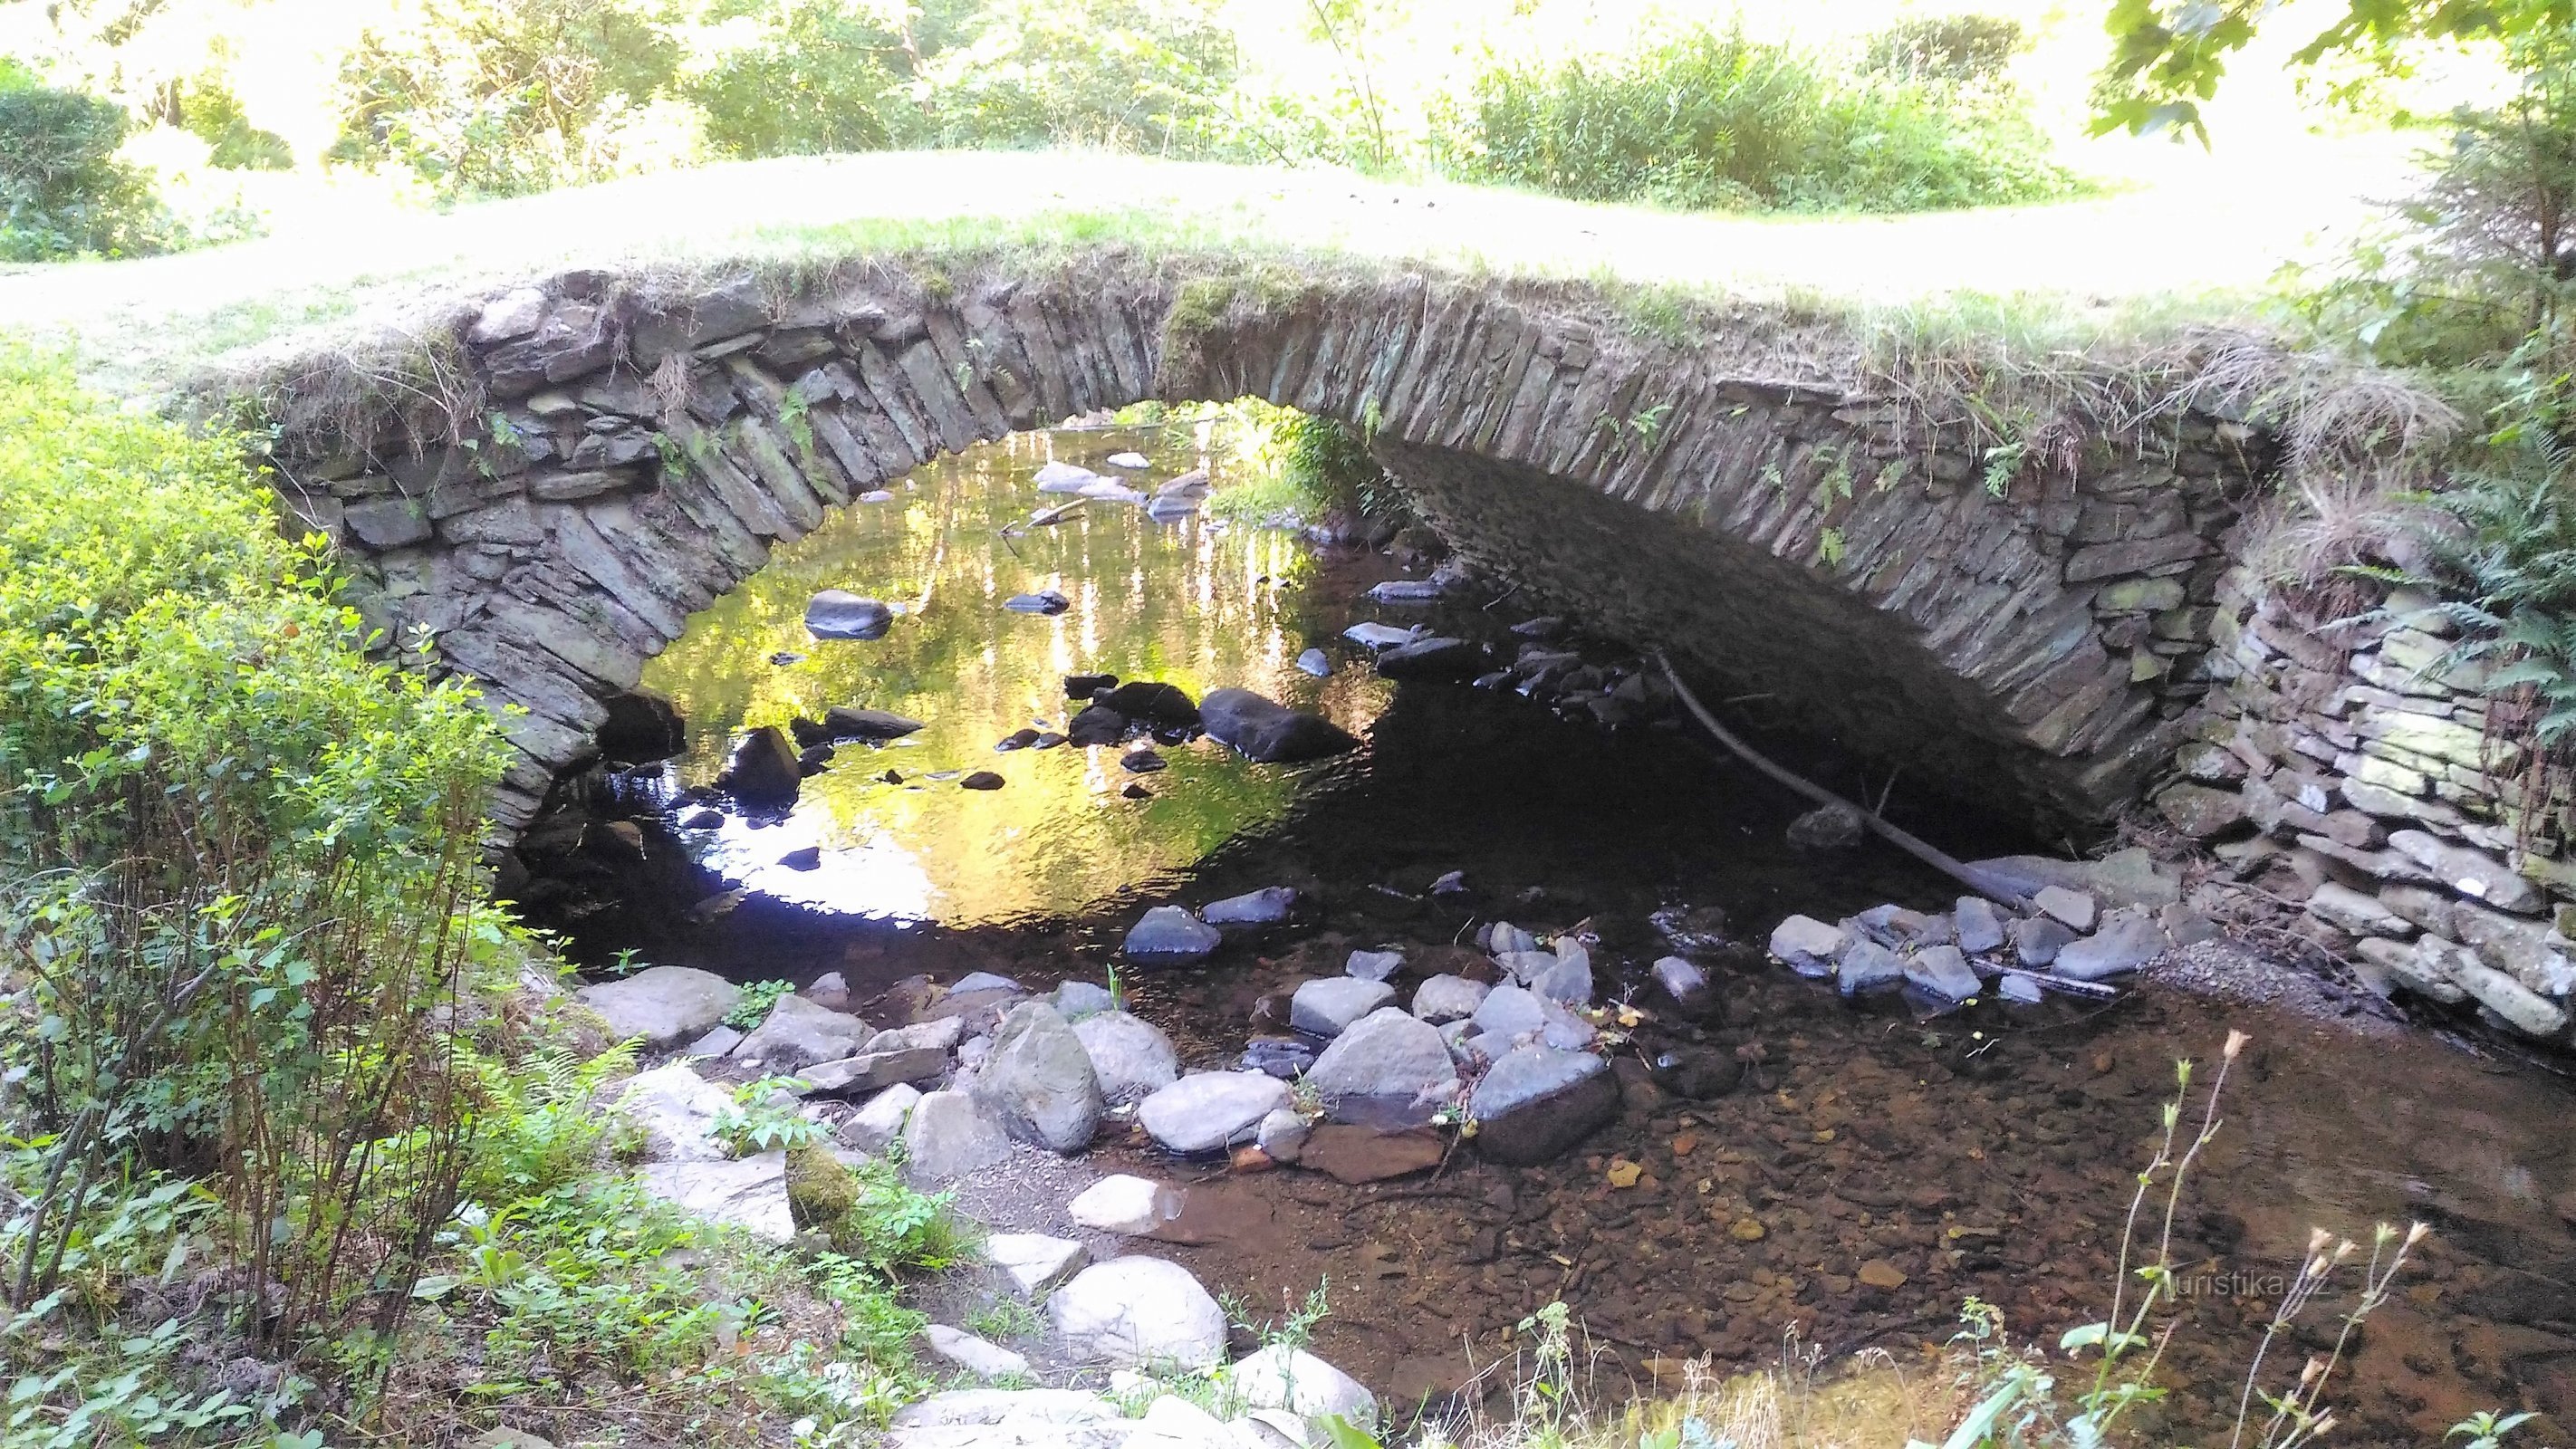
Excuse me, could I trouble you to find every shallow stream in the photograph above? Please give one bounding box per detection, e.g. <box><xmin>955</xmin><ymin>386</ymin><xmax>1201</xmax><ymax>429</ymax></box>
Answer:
<box><xmin>557</xmin><ymin>427</ymin><xmax>2576</xmax><ymax>1446</ymax></box>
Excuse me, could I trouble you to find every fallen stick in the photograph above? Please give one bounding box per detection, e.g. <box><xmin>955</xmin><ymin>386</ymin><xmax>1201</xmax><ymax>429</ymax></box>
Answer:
<box><xmin>1654</xmin><ymin>649</ymin><xmax>2036</xmax><ymax>914</ymax></box>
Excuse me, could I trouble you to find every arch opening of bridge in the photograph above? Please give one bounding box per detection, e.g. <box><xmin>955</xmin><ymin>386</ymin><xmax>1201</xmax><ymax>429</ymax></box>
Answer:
<box><xmin>268</xmin><ymin>255</ymin><xmax>2261</xmax><ymax>847</ymax></box>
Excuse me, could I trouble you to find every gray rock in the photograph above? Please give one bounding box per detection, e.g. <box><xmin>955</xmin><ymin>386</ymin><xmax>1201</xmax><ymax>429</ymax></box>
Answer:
<box><xmin>637</xmin><ymin>1150</ymin><xmax>793</xmax><ymax>1243</ymax></box>
<box><xmin>2450</xmin><ymin>956</ymin><xmax>2571</xmax><ymax>1036</ymax></box>
<box><xmin>1998</xmin><ymin>971</ymin><xmax>2045</xmax><ymax>1003</ymax></box>
<box><xmin>2389</xmin><ymin>830</ymin><xmax>2545</xmax><ymax>914</ymax></box>
<box><xmin>1493</xmin><ymin>950</ymin><xmax>1559</xmax><ymax>984</ymax></box>
<box><xmin>2053</xmin><ymin>907</ymin><xmax>2167</xmax><ymax>981</ymax></box>
<box><xmin>952</xmin><ymin>972</ymin><xmax>1027</xmax><ymax>995</ymax></box>
<box><xmin>1954</xmin><ymin>897</ymin><xmax>2007</xmax><ymax>955</ymax></box>
<box><xmin>1069</xmin><ymin>1174</ymin><xmax>1177</xmax><ymax>1233</ymax></box>
<box><xmin>1034</xmin><ymin>461</ymin><xmax>1098</xmax><ymax>493</ymax></box>
<box><xmin>2013</xmin><ymin>916</ymin><xmax>2077</xmax><ymax>967</ymax></box>
<box><xmin>1255</xmin><ymin>1108</ymin><xmax>1310</xmax><ymax>1163</ymax></box>
<box><xmin>1651</xmin><ymin>955</ymin><xmax>1713</xmax><ymax>1012</ymax></box>
<box><xmin>985</xmin><ymin>1232</ymin><xmax>1088</xmax><ymax>1294</ymax></box>
<box><xmin>1346</xmin><ymin>949</ymin><xmax>1404</xmax><ymax>982</ymax></box>
<box><xmin>926</xmin><ymin>1324</ymin><xmax>1030</xmax><ymax>1379</ymax></box>
<box><xmin>1139</xmin><ymin>1071</ymin><xmax>1291</xmax><ymax>1154</ymax></box>
<box><xmin>1485</xmin><ymin>922</ymin><xmax>1539</xmax><ymax>955</ymax></box>
<box><xmin>2306</xmin><ymin>882</ymin><xmax>2415</xmax><ymax>938</ymax></box>
<box><xmin>1767</xmin><ymin>916</ymin><xmax>1848</xmax><ymax>977</ymax></box>
<box><xmin>823</xmin><ymin>705</ymin><xmax>926</xmax><ymax>741</ymax></box>
<box><xmin>1469</xmin><ymin>1045</ymin><xmax>1617</xmax><ymax>1165</ymax></box>
<box><xmin>733</xmin><ymin>994</ymin><xmax>870</xmax><ymax>1071</ymax></box>
<box><xmin>1411</xmin><ymin>974</ymin><xmax>1489</xmax><ymax>1024</ymax></box>
<box><xmin>801</xmin><ymin>1047</ymin><xmax>947</xmax><ymax>1096</ymax></box>
<box><xmin>1835</xmin><ymin>938</ymin><xmax>1904</xmax><ymax>995</ymax></box>
<box><xmin>1303</xmin><ymin>1008</ymin><xmax>1460</xmax><ymax>1110</ymax></box>
<box><xmin>891</xmin><ymin>1387</ymin><xmax>1119</xmax><ymax>1428</ymax></box>
<box><xmin>1048</xmin><ymin>1258</ymin><xmax>1228</xmax><ymax>1368</ymax></box>
<box><xmin>803</xmin><ymin>971</ymin><xmax>853</xmax><ymax>1012</ymax></box>
<box><xmin>2449</xmin><ymin>900</ymin><xmax>2576</xmax><ymax>997</ymax></box>
<box><xmin>1970</xmin><ymin>849</ymin><xmax>2181</xmax><ymax>911</ymax></box>
<box><xmin>1052</xmin><ymin>980</ymin><xmax>1117</xmax><ymax>1020</ymax></box>
<box><xmin>806</xmin><ymin>590</ymin><xmax>893</xmax><ymax>640</ymax></box>
<box><xmin>681</xmin><ymin>1024</ymin><xmax>744</xmax><ymax>1058</ymax></box>
<box><xmin>1342</xmin><ymin>622</ymin><xmax>1420</xmax><ymax>651</ymax></box>
<box><xmin>612</xmin><ymin>1062</ymin><xmax>734</xmax><ymax>1163</ymax></box>
<box><xmin>1374</xmin><ymin>637</ymin><xmax>1485</xmax><ymax>680</ymax></box>
<box><xmin>1124</xmin><ymin>907</ymin><xmax>1222</xmax><ymax>964</ymax></box>
<box><xmin>972</xmin><ymin>1003</ymin><xmax>1102</xmax><ymax>1153</ymax></box>
<box><xmin>2034</xmin><ymin>887</ymin><xmax>2098</xmax><ymax>932</ymax></box>
<box><xmin>1198</xmin><ymin>688</ymin><xmax>1360</xmax><ymax>763</ymax></box>
<box><xmin>718</xmin><ymin>725</ymin><xmax>803</xmax><ymax>807</ymax></box>
<box><xmin>1786</xmin><ymin>802</ymin><xmax>1865</xmax><ymax>852</ymax></box>
<box><xmin>1073</xmin><ymin>1011</ymin><xmax>1180</xmax><ymax>1104</ymax></box>
<box><xmin>1471</xmin><ymin>984</ymin><xmax>1594</xmax><ymax>1050</ymax></box>
<box><xmin>1229</xmin><ymin>1346</ymin><xmax>1378</xmax><ymax>1429</ymax></box>
<box><xmin>1903</xmin><ymin>945</ymin><xmax>1982</xmax><ymax>1003</ymax></box>
<box><xmin>1529</xmin><ymin>957</ymin><xmax>1593</xmax><ymax>1005</ymax></box>
<box><xmin>579</xmin><ymin>965</ymin><xmax>742</xmax><ymax>1048</ymax></box>
<box><xmin>1295</xmin><ymin>648</ymin><xmax>1331</xmax><ymax>677</ymax></box>
<box><xmin>1290</xmin><ymin>977</ymin><xmax>1396</xmax><ymax>1037</ymax></box>
<box><xmin>1205</xmin><ymin>887</ymin><xmax>1300</xmax><ymax>926</ymax></box>
<box><xmin>837</xmin><ymin>1083</ymin><xmax>922</xmax><ymax>1153</ymax></box>
<box><xmin>903</xmin><ymin>1090</ymin><xmax>1012</xmax><ymax>1181</ymax></box>
<box><xmin>862</xmin><ymin>1016</ymin><xmax>968</xmax><ymax>1055</ymax></box>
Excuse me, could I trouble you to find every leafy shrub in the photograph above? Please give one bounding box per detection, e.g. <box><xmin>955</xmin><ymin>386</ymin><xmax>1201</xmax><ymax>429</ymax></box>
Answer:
<box><xmin>1436</xmin><ymin>22</ymin><xmax>2079</xmax><ymax>214</ymax></box>
<box><xmin>687</xmin><ymin>0</ymin><xmax>910</xmax><ymax>158</ymax></box>
<box><xmin>1861</xmin><ymin>14</ymin><xmax>2026</xmax><ymax>82</ymax></box>
<box><xmin>174</xmin><ymin>78</ymin><xmax>295</xmax><ymax>170</ymax></box>
<box><xmin>0</xmin><ymin>345</ymin><xmax>510</xmax><ymax>1353</ymax></box>
<box><xmin>901</xmin><ymin>0</ymin><xmax>1238</xmax><ymax>153</ymax></box>
<box><xmin>0</xmin><ymin>82</ymin><xmax>172</xmax><ymax>259</ymax></box>
<box><xmin>462</xmin><ymin>1041</ymin><xmax>641</xmax><ymax>1204</ymax></box>
<box><xmin>725</xmin><ymin>977</ymin><xmax>795</xmax><ymax>1030</ymax></box>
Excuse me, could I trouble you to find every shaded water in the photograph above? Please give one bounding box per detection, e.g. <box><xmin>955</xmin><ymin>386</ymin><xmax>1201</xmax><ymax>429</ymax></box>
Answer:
<box><xmin>578</xmin><ymin>427</ymin><xmax>2576</xmax><ymax>1447</ymax></box>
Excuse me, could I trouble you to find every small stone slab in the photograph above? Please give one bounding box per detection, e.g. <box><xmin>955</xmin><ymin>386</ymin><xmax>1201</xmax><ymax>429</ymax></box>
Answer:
<box><xmin>2034</xmin><ymin>887</ymin><xmax>2099</xmax><ymax>932</ymax></box>
<box><xmin>926</xmin><ymin>1324</ymin><xmax>1030</xmax><ymax>1378</ymax></box>
<box><xmin>985</xmin><ymin>1232</ymin><xmax>1089</xmax><ymax>1294</ymax></box>
<box><xmin>1411</xmin><ymin>974</ymin><xmax>1488</xmax><ymax>1023</ymax></box>
<box><xmin>1835</xmin><ymin>938</ymin><xmax>1903</xmax><ymax>995</ymax></box>
<box><xmin>1346</xmin><ymin>949</ymin><xmax>1404</xmax><ymax>982</ymax></box>
<box><xmin>2053</xmin><ymin>907</ymin><xmax>2166</xmax><ymax>981</ymax></box>
<box><xmin>1139</xmin><ymin>1071</ymin><xmax>1290</xmax><ymax>1154</ymax></box>
<box><xmin>1767</xmin><ymin>916</ymin><xmax>1847</xmax><ymax>976</ymax></box>
<box><xmin>637</xmin><ymin>1150</ymin><xmax>793</xmax><ymax>1243</ymax></box>
<box><xmin>1903</xmin><ymin>945</ymin><xmax>1982</xmax><ymax>1003</ymax></box>
<box><xmin>1047</xmin><ymin>1257</ymin><xmax>1228</xmax><ymax>1368</ymax></box>
<box><xmin>1204</xmin><ymin>887</ymin><xmax>1299</xmax><ymax>925</ymax></box>
<box><xmin>904</xmin><ymin>1090</ymin><xmax>1011</xmax><ymax>1182</ymax></box>
<box><xmin>1069</xmin><ymin>1174</ymin><xmax>1177</xmax><ymax>1234</ymax></box>
<box><xmin>1229</xmin><ymin>1346</ymin><xmax>1379</xmax><ymax>1430</ymax></box>
<box><xmin>1289</xmin><ymin>977</ymin><xmax>1396</xmax><ymax>1037</ymax></box>
<box><xmin>800</xmin><ymin>1046</ymin><xmax>948</xmax><ymax>1096</ymax></box>
<box><xmin>1954</xmin><ymin>897</ymin><xmax>2008</xmax><ymax>955</ymax></box>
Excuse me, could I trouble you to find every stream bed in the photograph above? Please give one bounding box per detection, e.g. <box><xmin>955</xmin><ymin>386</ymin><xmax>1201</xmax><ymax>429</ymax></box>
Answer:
<box><xmin>546</xmin><ymin>427</ymin><xmax>2576</xmax><ymax>1446</ymax></box>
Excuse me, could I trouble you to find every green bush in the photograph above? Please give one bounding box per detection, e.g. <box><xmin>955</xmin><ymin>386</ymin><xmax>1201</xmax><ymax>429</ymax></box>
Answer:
<box><xmin>901</xmin><ymin>0</ymin><xmax>1238</xmax><ymax>153</ymax></box>
<box><xmin>1861</xmin><ymin>14</ymin><xmax>2026</xmax><ymax>82</ymax></box>
<box><xmin>0</xmin><ymin>82</ymin><xmax>172</xmax><ymax>259</ymax></box>
<box><xmin>687</xmin><ymin>0</ymin><xmax>910</xmax><ymax>158</ymax></box>
<box><xmin>1436</xmin><ymin>22</ymin><xmax>2079</xmax><ymax>214</ymax></box>
<box><xmin>0</xmin><ymin>344</ymin><xmax>511</xmax><ymax>1355</ymax></box>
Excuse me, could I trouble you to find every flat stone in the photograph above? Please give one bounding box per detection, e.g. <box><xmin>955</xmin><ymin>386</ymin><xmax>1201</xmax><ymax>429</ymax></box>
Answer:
<box><xmin>1255</xmin><ymin>1108</ymin><xmax>1310</xmax><ymax>1163</ymax></box>
<box><xmin>1374</xmin><ymin>637</ymin><xmax>1485</xmax><ymax>680</ymax></box>
<box><xmin>612</xmin><ymin>1062</ymin><xmax>734</xmax><ymax>1163</ymax></box>
<box><xmin>806</xmin><ymin>590</ymin><xmax>894</xmax><ymax>640</ymax></box>
<box><xmin>1048</xmin><ymin>1258</ymin><xmax>1228</xmax><ymax>1368</ymax></box>
<box><xmin>801</xmin><ymin>1047</ymin><xmax>948</xmax><ymax>1096</ymax></box>
<box><xmin>1834</xmin><ymin>938</ymin><xmax>1904</xmax><ymax>994</ymax></box>
<box><xmin>681</xmin><ymin>1024</ymin><xmax>744</xmax><ymax>1059</ymax></box>
<box><xmin>892</xmin><ymin>1389</ymin><xmax>1120</xmax><ymax>1429</ymax></box>
<box><xmin>733</xmin><ymin>994</ymin><xmax>870</xmax><ymax>1070</ymax></box>
<box><xmin>1651</xmin><ymin>956</ymin><xmax>1711</xmax><ymax>1012</ymax></box>
<box><xmin>1198</xmin><ymin>688</ymin><xmax>1359</xmax><ymax>763</ymax></box>
<box><xmin>926</xmin><ymin>1324</ymin><xmax>1030</xmax><ymax>1379</ymax></box>
<box><xmin>2011</xmin><ymin>916</ymin><xmax>2076</xmax><ymax>968</ymax></box>
<box><xmin>2052</xmin><ymin>907</ymin><xmax>2167</xmax><ymax>981</ymax></box>
<box><xmin>1346</xmin><ymin>949</ymin><xmax>1404</xmax><ymax>982</ymax></box>
<box><xmin>824</xmin><ymin>705</ymin><xmax>926</xmax><ymax>741</ymax></box>
<box><xmin>1053</xmin><ymin>980</ymin><xmax>1118</xmax><ymax>1020</ymax></box>
<box><xmin>637</xmin><ymin>1150</ymin><xmax>793</xmax><ymax>1243</ymax></box>
<box><xmin>1139</xmin><ymin>1071</ymin><xmax>1291</xmax><ymax>1154</ymax></box>
<box><xmin>1073</xmin><ymin>1011</ymin><xmax>1179</xmax><ymax>1104</ymax></box>
<box><xmin>1411</xmin><ymin>974</ymin><xmax>1489</xmax><ymax>1023</ymax></box>
<box><xmin>2389</xmin><ymin>830</ymin><xmax>2544</xmax><ymax>915</ymax></box>
<box><xmin>1767</xmin><ymin>915</ymin><xmax>1848</xmax><ymax>977</ymax></box>
<box><xmin>1303</xmin><ymin>1008</ymin><xmax>1460</xmax><ymax>1110</ymax></box>
<box><xmin>837</xmin><ymin>1083</ymin><xmax>923</xmax><ymax>1153</ymax></box>
<box><xmin>1903</xmin><ymin>945</ymin><xmax>1982</xmax><ymax>1003</ymax></box>
<box><xmin>1468</xmin><ymin>1045</ymin><xmax>1617</xmax><ymax>1166</ymax></box>
<box><xmin>1290</xmin><ymin>977</ymin><xmax>1397</xmax><ymax>1037</ymax></box>
<box><xmin>2304</xmin><ymin>882</ymin><xmax>2414</xmax><ymax>938</ymax></box>
<box><xmin>1125</xmin><ymin>907</ymin><xmax>1223</xmax><ymax>964</ymax></box>
<box><xmin>863</xmin><ymin>1016</ymin><xmax>970</xmax><ymax>1055</ymax></box>
<box><xmin>1229</xmin><ymin>1346</ymin><xmax>1378</xmax><ymax>1430</ymax></box>
<box><xmin>1954</xmin><ymin>897</ymin><xmax>2008</xmax><ymax>955</ymax></box>
<box><xmin>2156</xmin><ymin>782</ymin><xmax>2248</xmax><ymax>839</ymax></box>
<box><xmin>1069</xmin><ymin>1175</ymin><xmax>1179</xmax><ymax>1234</ymax></box>
<box><xmin>1205</xmin><ymin>888</ymin><xmax>1300</xmax><ymax>926</ymax></box>
<box><xmin>578</xmin><ymin>966</ymin><xmax>742</xmax><ymax>1048</ymax></box>
<box><xmin>904</xmin><ymin>1090</ymin><xmax>1012</xmax><ymax>1182</ymax></box>
<box><xmin>2034</xmin><ymin>887</ymin><xmax>2098</xmax><ymax>932</ymax></box>
<box><xmin>1469</xmin><ymin>983</ymin><xmax>1595</xmax><ymax>1050</ymax></box>
<box><xmin>2451</xmin><ymin>956</ymin><xmax>2571</xmax><ymax>1036</ymax></box>
<box><xmin>985</xmin><ymin>1232</ymin><xmax>1089</xmax><ymax>1294</ymax></box>
<box><xmin>1528</xmin><ymin>956</ymin><xmax>1593</xmax><ymax>1005</ymax></box>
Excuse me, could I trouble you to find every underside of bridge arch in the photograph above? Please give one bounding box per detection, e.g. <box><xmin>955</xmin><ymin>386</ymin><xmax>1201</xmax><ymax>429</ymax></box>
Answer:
<box><xmin>264</xmin><ymin>255</ymin><xmax>2265</xmax><ymax>841</ymax></box>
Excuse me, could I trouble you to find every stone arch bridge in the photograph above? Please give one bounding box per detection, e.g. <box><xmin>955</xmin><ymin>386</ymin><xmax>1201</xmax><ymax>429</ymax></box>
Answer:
<box><xmin>264</xmin><ymin>256</ymin><xmax>2263</xmax><ymax>840</ymax></box>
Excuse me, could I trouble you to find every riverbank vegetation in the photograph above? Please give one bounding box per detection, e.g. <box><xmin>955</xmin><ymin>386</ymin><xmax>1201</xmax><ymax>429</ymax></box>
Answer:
<box><xmin>0</xmin><ymin>346</ymin><xmax>959</xmax><ymax>1444</ymax></box>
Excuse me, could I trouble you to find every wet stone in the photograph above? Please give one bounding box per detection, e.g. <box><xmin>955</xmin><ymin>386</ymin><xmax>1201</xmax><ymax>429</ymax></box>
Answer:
<box><xmin>805</xmin><ymin>590</ymin><xmax>893</xmax><ymax>640</ymax></box>
<box><xmin>1124</xmin><ymin>907</ymin><xmax>1222</xmax><ymax>964</ymax></box>
<box><xmin>1205</xmin><ymin>887</ymin><xmax>1298</xmax><ymax>926</ymax></box>
<box><xmin>1469</xmin><ymin>1045</ymin><xmax>1618</xmax><ymax>1166</ymax></box>
<box><xmin>1835</xmin><ymin>938</ymin><xmax>1903</xmax><ymax>995</ymax></box>
<box><xmin>1291</xmin><ymin>977</ymin><xmax>1397</xmax><ymax>1037</ymax></box>
<box><xmin>1769</xmin><ymin>915</ymin><xmax>1849</xmax><ymax>977</ymax></box>
<box><xmin>2053</xmin><ymin>907</ymin><xmax>2167</xmax><ymax>981</ymax></box>
<box><xmin>1139</xmin><ymin>1071</ymin><xmax>1291</xmax><ymax>1155</ymax></box>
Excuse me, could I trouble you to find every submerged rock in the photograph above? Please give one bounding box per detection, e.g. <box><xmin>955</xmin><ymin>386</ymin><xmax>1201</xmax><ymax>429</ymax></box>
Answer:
<box><xmin>1098</xmin><ymin>680</ymin><xmax>1199</xmax><ymax>728</ymax></box>
<box><xmin>1199</xmin><ymin>687</ymin><xmax>1359</xmax><ymax>763</ymax></box>
<box><xmin>1204</xmin><ymin>887</ymin><xmax>1298</xmax><ymax>926</ymax></box>
<box><xmin>1120</xmin><ymin>749</ymin><xmax>1167</xmax><ymax>773</ymax></box>
<box><xmin>1374</xmin><ymin>636</ymin><xmax>1485</xmax><ymax>681</ymax></box>
<box><xmin>1368</xmin><ymin>579</ymin><xmax>1446</xmax><ymax>604</ymax></box>
<box><xmin>1767</xmin><ymin>915</ymin><xmax>1848</xmax><ymax>977</ymax></box>
<box><xmin>1004</xmin><ymin>590</ymin><xmax>1072</xmax><ymax>615</ymax></box>
<box><xmin>1067</xmin><ymin>705</ymin><xmax>1128</xmax><ymax>745</ymax></box>
<box><xmin>823</xmin><ymin>705</ymin><xmax>925</xmax><ymax>741</ymax></box>
<box><xmin>806</xmin><ymin>590</ymin><xmax>894</xmax><ymax>640</ymax></box>
<box><xmin>1124</xmin><ymin>906</ymin><xmax>1222</xmax><ymax>964</ymax></box>
<box><xmin>599</xmin><ymin>687</ymin><xmax>687</xmax><ymax>763</ymax></box>
<box><xmin>1342</xmin><ymin>622</ymin><xmax>1421</xmax><ymax>651</ymax></box>
<box><xmin>1470</xmin><ymin>1046</ymin><xmax>1617</xmax><ymax>1165</ymax></box>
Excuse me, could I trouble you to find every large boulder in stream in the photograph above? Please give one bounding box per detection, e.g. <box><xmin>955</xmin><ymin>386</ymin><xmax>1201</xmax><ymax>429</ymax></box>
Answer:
<box><xmin>579</xmin><ymin>965</ymin><xmax>741</xmax><ymax>1048</ymax></box>
<box><xmin>1200</xmin><ymin>688</ymin><xmax>1359</xmax><ymax>763</ymax></box>
<box><xmin>718</xmin><ymin>726</ymin><xmax>803</xmax><ymax>807</ymax></box>
<box><xmin>806</xmin><ymin>590</ymin><xmax>893</xmax><ymax>640</ymax></box>
<box><xmin>972</xmin><ymin>1003</ymin><xmax>1103</xmax><ymax>1153</ymax></box>
<box><xmin>1469</xmin><ymin>1045</ymin><xmax>1618</xmax><ymax>1165</ymax></box>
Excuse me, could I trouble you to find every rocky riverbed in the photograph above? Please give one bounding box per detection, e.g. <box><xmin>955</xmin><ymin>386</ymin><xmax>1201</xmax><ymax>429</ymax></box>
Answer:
<box><xmin>519</xmin><ymin>427</ymin><xmax>2576</xmax><ymax>1449</ymax></box>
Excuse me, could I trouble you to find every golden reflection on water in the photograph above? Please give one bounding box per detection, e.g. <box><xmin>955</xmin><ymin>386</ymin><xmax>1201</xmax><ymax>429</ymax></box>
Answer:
<box><xmin>641</xmin><ymin>428</ymin><xmax>1395</xmax><ymax>926</ymax></box>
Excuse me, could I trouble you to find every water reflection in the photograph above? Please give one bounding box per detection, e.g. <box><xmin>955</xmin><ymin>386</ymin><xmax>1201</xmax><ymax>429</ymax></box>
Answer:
<box><xmin>641</xmin><ymin>427</ymin><xmax>1393</xmax><ymax>926</ymax></box>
